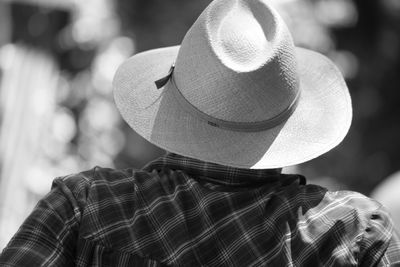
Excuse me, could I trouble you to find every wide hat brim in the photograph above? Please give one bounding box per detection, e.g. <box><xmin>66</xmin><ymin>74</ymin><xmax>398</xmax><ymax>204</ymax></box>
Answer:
<box><xmin>113</xmin><ymin>46</ymin><xmax>352</xmax><ymax>169</ymax></box>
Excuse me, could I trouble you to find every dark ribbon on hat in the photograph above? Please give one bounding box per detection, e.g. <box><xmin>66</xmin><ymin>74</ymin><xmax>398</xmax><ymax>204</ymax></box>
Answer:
<box><xmin>155</xmin><ymin>63</ymin><xmax>175</xmax><ymax>89</ymax></box>
<box><xmin>153</xmin><ymin>63</ymin><xmax>300</xmax><ymax>132</ymax></box>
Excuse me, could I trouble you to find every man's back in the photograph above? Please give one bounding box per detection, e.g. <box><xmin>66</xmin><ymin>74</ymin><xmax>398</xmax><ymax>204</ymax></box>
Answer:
<box><xmin>1</xmin><ymin>154</ymin><xmax>399</xmax><ymax>266</ymax></box>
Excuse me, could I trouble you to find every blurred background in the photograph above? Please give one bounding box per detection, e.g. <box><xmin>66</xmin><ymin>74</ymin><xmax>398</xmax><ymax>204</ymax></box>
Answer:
<box><xmin>0</xmin><ymin>0</ymin><xmax>400</xmax><ymax>250</ymax></box>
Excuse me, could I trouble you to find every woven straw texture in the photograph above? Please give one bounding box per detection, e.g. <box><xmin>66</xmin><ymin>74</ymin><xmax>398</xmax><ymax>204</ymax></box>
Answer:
<box><xmin>113</xmin><ymin>0</ymin><xmax>352</xmax><ymax>169</ymax></box>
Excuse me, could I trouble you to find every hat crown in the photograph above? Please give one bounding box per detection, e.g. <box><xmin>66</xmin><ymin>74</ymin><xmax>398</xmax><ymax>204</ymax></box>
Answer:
<box><xmin>174</xmin><ymin>0</ymin><xmax>299</xmax><ymax>123</ymax></box>
<box><xmin>113</xmin><ymin>0</ymin><xmax>352</xmax><ymax>168</ymax></box>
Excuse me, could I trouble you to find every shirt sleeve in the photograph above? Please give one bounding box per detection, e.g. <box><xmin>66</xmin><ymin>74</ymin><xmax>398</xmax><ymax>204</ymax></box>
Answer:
<box><xmin>0</xmin><ymin>170</ymin><xmax>92</xmax><ymax>267</ymax></box>
<box><xmin>357</xmin><ymin>203</ymin><xmax>400</xmax><ymax>266</ymax></box>
<box><xmin>376</xmin><ymin>227</ymin><xmax>400</xmax><ymax>266</ymax></box>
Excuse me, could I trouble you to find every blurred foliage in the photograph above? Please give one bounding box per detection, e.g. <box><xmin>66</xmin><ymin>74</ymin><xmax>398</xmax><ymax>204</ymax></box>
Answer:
<box><xmin>305</xmin><ymin>0</ymin><xmax>400</xmax><ymax>193</ymax></box>
<box><xmin>116</xmin><ymin>0</ymin><xmax>212</xmax><ymax>51</ymax></box>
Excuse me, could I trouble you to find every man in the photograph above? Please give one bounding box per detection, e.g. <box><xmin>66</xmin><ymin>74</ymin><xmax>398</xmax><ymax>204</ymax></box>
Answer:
<box><xmin>1</xmin><ymin>0</ymin><xmax>400</xmax><ymax>265</ymax></box>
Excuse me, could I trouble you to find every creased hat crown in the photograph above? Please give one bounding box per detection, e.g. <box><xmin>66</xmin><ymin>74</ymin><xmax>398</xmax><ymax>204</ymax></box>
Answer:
<box><xmin>173</xmin><ymin>0</ymin><xmax>299</xmax><ymax>123</ymax></box>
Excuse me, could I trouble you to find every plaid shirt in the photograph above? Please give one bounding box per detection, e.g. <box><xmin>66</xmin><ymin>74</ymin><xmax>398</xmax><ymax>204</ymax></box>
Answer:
<box><xmin>1</xmin><ymin>153</ymin><xmax>400</xmax><ymax>266</ymax></box>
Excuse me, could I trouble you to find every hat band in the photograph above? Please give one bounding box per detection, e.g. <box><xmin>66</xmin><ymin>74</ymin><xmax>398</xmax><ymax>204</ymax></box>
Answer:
<box><xmin>169</xmin><ymin>74</ymin><xmax>301</xmax><ymax>132</ymax></box>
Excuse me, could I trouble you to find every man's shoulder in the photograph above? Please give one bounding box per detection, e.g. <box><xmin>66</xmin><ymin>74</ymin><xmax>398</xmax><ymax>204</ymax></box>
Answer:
<box><xmin>295</xmin><ymin>183</ymin><xmax>385</xmax><ymax>212</ymax></box>
<box><xmin>328</xmin><ymin>190</ymin><xmax>393</xmax><ymax>228</ymax></box>
<box><xmin>51</xmin><ymin>166</ymin><xmax>157</xmax><ymax>204</ymax></box>
<box><xmin>322</xmin><ymin>189</ymin><xmax>388</xmax><ymax>215</ymax></box>
<box><xmin>297</xmin><ymin>185</ymin><xmax>393</xmax><ymax>237</ymax></box>
<box><xmin>56</xmin><ymin>166</ymin><xmax>151</xmax><ymax>186</ymax></box>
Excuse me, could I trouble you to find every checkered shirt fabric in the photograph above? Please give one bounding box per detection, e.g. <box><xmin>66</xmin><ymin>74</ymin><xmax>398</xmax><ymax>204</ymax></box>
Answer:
<box><xmin>1</xmin><ymin>153</ymin><xmax>400</xmax><ymax>266</ymax></box>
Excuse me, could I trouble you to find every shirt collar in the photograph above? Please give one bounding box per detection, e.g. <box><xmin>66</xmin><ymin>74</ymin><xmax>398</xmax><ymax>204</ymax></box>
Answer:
<box><xmin>142</xmin><ymin>153</ymin><xmax>301</xmax><ymax>187</ymax></box>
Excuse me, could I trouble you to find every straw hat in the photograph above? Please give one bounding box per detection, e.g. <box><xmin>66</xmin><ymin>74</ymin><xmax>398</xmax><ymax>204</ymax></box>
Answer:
<box><xmin>113</xmin><ymin>0</ymin><xmax>352</xmax><ymax>169</ymax></box>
